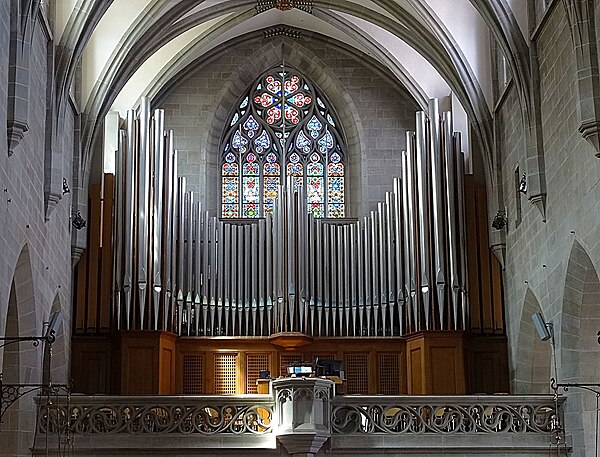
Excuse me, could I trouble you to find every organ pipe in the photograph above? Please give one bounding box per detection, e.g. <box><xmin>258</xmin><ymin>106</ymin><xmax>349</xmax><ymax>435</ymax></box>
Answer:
<box><xmin>111</xmin><ymin>97</ymin><xmax>469</xmax><ymax>337</ymax></box>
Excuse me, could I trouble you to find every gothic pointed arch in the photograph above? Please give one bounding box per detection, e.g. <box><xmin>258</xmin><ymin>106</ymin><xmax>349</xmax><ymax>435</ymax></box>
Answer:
<box><xmin>1</xmin><ymin>244</ymin><xmax>38</xmax><ymax>457</ymax></box>
<box><xmin>514</xmin><ymin>288</ymin><xmax>551</xmax><ymax>394</ymax></box>
<box><xmin>221</xmin><ymin>66</ymin><xmax>346</xmax><ymax>218</ymax></box>
<box><xmin>560</xmin><ymin>239</ymin><xmax>600</xmax><ymax>457</ymax></box>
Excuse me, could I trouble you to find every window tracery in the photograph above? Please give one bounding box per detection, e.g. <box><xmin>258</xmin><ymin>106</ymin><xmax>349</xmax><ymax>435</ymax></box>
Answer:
<box><xmin>221</xmin><ymin>67</ymin><xmax>345</xmax><ymax>218</ymax></box>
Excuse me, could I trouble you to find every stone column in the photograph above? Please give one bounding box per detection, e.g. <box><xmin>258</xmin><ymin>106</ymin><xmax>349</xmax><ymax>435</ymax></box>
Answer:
<box><xmin>272</xmin><ymin>377</ymin><xmax>333</xmax><ymax>457</ymax></box>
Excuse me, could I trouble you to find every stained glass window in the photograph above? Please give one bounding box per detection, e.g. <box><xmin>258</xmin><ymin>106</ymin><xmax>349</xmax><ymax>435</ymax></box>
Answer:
<box><xmin>221</xmin><ymin>67</ymin><xmax>346</xmax><ymax>218</ymax></box>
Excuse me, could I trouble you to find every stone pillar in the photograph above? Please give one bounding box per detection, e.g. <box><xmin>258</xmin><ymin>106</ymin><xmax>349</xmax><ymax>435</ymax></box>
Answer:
<box><xmin>272</xmin><ymin>377</ymin><xmax>333</xmax><ymax>457</ymax></box>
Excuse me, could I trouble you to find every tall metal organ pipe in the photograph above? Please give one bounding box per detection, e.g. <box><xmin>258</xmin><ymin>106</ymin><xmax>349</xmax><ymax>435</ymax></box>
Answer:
<box><xmin>111</xmin><ymin>98</ymin><xmax>469</xmax><ymax>336</ymax></box>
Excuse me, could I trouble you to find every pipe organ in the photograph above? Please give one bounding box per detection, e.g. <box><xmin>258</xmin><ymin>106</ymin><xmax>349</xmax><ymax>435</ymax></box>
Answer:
<box><xmin>111</xmin><ymin>97</ymin><xmax>470</xmax><ymax>339</ymax></box>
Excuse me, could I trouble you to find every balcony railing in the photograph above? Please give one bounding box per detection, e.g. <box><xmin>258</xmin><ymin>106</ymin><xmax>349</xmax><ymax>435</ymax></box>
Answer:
<box><xmin>331</xmin><ymin>395</ymin><xmax>559</xmax><ymax>435</ymax></box>
<box><xmin>34</xmin><ymin>387</ymin><xmax>562</xmax><ymax>456</ymax></box>
<box><xmin>37</xmin><ymin>394</ymin><xmax>274</xmax><ymax>436</ymax></box>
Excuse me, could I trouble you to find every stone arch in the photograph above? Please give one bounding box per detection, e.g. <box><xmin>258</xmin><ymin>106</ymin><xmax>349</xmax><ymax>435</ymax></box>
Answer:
<box><xmin>42</xmin><ymin>294</ymin><xmax>67</xmax><ymax>385</ymax></box>
<box><xmin>559</xmin><ymin>240</ymin><xmax>600</xmax><ymax>457</ymax></box>
<box><xmin>0</xmin><ymin>283</ymin><xmax>21</xmax><ymax>457</ymax></box>
<box><xmin>2</xmin><ymin>280</ymin><xmax>21</xmax><ymax>382</ymax></box>
<box><xmin>1</xmin><ymin>244</ymin><xmax>38</xmax><ymax>457</ymax></box>
<box><xmin>203</xmin><ymin>39</ymin><xmax>367</xmax><ymax>217</ymax></box>
<box><xmin>8</xmin><ymin>243</ymin><xmax>39</xmax><ymax>379</ymax></box>
<box><xmin>514</xmin><ymin>288</ymin><xmax>552</xmax><ymax>394</ymax></box>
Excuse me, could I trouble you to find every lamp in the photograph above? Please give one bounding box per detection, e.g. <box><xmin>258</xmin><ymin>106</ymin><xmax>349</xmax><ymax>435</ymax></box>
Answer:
<box><xmin>532</xmin><ymin>312</ymin><xmax>552</xmax><ymax>341</ymax></box>
<box><xmin>518</xmin><ymin>173</ymin><xmax>527</xmax><ymax>194</ymax></box>
<box><xmin>491</xmin><ymin>211</ymin><xmax>507</xmax><ymax>230</ymax></box>
<box><xmin>535</xmin><ymin>312</ymin><xmax>600</xmax><ymax>456</ymax></box>
<box><xmin>0</xmin><ymin>311</ymin><xmax>70</xmax><ymax>428</ymax></box>
<box><xmin>72</xmin><ymin>210</ymin><xmax>86</xmax><ymax>230</ymax></box>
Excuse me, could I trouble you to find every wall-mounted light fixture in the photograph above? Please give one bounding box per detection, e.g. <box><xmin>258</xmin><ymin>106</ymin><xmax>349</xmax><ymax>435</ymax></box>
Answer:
<box><xmin>532</xmin><ymin>312</ymin><xmax>552</xmax><ymax>341</ymax></box>
<box><xmin>72</xmin><ymin>210</ymin><xmax>86</xmax><ymax>230</ymax></box>
<box><xmin>518</xmin><ymin>173</ymin><xmax>527</xmax><ymax>194</ymax></box>
<box><xmin>491</xmin><ymin>211</ymin><xmax>507</xmax><ymax>230</ymax></box>
<box><xmin>62</xmin><ymin>178</ymin><xmax>70</xmax><ymax>195</ymax></box>
<box><xmin>0</xmin><ymin>311</ymin><xmax>69</xmax><ymax>427</ymax></box>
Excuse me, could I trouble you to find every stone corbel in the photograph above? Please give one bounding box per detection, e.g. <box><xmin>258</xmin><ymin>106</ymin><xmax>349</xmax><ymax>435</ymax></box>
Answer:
<box><xmin>562</xmin><ymin>0</ymin><xmax>600</xmax><ymax>157</ymax></box>
<box><xmin>7</xmin><ymin>0</ymin><xmax>41</xmax><ymax>155</ymax></box>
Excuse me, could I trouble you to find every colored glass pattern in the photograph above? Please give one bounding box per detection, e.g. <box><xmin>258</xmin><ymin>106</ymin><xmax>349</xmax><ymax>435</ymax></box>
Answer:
<box><xmin>243</xmin><ymin>177</ymin><xmax>259</xmax><ymax>204</ymax></box>
<box><xmin>222</xmin><ymin>177</ymin><xmax>238</xmax><ymax>204</ymax></box>
<box><xmin>307</xmin><ymin>177</ymin><xmax>324</xmax><ymax>203</ymax></box>
<box><xmin>328</xmin><ymin>177</ymin><xmax>344</xmax><ymax>204</ymax></box>
<box><xmin>222</xmin><ymin>68</ymin><xmax>345</xmax><ymax>218</ymax></box>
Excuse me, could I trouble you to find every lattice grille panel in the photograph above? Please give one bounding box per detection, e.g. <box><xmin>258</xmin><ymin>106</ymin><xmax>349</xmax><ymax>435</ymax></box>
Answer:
<box><xmin>345</xmin><ymin>353</ymin><xmax>369</xmax><ymax>394</ymax></box>
<box><xmin>280</xmin><ymin>354</ymin><xmax>303</xmax><ymax>376</ymax></box>
<box><xmin>313</xmin><ymin>354</ymin><xmax>335</xmax><ymax>362</ymax></box>
<box><xmin>378</xmin><ymin>353</ymin><xmax>400</xmax><ymax>394</ymax></box>
<box><xmin>246</xmin><ymin>354</ymin><xmax>270</xmax><ymax>394</ymax></box>
<box><xmin>183</xmin><ymin>354</ymin><xmax>204</xmax><ymax>394</ymax></box>
<box><xmin>214</xmin><ymin>353</ymin><xmax>237</xmax><ymax>394</ymax></box>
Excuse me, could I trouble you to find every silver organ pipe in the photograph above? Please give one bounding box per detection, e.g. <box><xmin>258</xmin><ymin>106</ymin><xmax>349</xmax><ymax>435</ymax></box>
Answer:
<box><xmin>112</xmin><ymin>130</ymin><xmax>125</xmax><ymax>330</ymax></box>
<box><xmin>137</xmin><ymin>98</ymin><xmax>151</xmax><ymax>329</ymax></box>
<box><xmin>151</xmin><ymin>109</ymin><xmax>165</xmax><ymax>331</ymax></box>
<box><xmin>112</xmin><ymin>97</ymin><xmax>470</xmax><ymax>337</ymax></box>
<box><xmin>429</xmin><ymin>99</ymin><xmax>447</xmax><ymax>330</ymax></box>
<box><xmin>122</xmin><ymin>110</ymin><xmax>136</xmax><ymax>331</ymax></box>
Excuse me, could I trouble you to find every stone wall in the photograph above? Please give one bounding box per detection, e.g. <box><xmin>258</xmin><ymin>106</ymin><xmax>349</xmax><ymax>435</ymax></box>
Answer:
<box><xmin>0</xmin><ymin>4</ymin><xmax>74</xmax><ymax>456</ymax></box>
<box><xmin>159</xmin><ymin>35</ymin><xmax>417</xmax><ymax>218</ymax></box>
<box><xmin>498</xmin><ymin>5</ymin><xmax>600</xmax><ymax>457</ymax></box>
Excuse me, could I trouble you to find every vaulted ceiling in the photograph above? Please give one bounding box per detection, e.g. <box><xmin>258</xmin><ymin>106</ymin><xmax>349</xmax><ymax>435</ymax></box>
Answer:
<box><xmin>55</xmin><ymin>0</ymin><xmax>530</xmax><ymax>189</ymax></box>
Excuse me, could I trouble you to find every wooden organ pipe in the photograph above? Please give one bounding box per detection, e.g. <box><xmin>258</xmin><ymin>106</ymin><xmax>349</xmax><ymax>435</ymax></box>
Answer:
<box><xmin>111</xmin><ymin>97</ymin><xmax>469</xmax><ymax>336</ymax></box>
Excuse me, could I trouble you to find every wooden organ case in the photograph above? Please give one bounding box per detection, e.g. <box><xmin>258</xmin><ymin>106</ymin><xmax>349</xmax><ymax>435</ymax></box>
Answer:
<box><xmin>72</xmin><ymin>98</ymin><xmax>508</xmax><ymax>396</ymax></box>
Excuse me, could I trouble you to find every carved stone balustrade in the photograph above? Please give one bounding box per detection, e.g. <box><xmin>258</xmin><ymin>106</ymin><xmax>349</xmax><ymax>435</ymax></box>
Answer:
<box><xmin>33</xmin><ymin>392</ymin><xmax>564</xmax><ymax>456</ymax></box>
<box><xmin>272</xmin><ymin>377</ymin><xmax>333</xmax><ymax>457</ymax></box>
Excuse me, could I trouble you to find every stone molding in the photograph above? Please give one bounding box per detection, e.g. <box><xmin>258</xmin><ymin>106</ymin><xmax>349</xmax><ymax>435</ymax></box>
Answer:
<box><xmin>562</xmin><ymin>0</ymin><xmax>600</xmax><ymax>157</ymax></box>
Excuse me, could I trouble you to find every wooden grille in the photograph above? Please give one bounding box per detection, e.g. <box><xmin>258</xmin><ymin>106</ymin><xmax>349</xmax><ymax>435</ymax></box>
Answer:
<box><xmin>378</xmin><ymin>353</ymin><xmax>400</xmax><ymax>394</ymax></box>
<box><xmin>345</xmin><ymin>353</ymin><xmax>369</xmax><ymax>394</ymax></box>
<box><xmin>182</xmin><ymin>354</ymin><xmax>204</xmax><ymax>394</ymax></box>
<box><xmin>313</xmin><ymin>354</ymin><xmax>335</xmax><ymax>362</ymax></box>
<box><xmin>214</xmin><ymin>353</ymin><xmax>237</xmax><ymax>394</ymax></box>
<box><xmin>246</xmin><ymin>354</ymin><xmax>270</xmax><ymax>394</ymax></box>
<box><xmin>280</xmin><ymin>354</ymin><xmax>303</xmax><ymax>376</ymax></box>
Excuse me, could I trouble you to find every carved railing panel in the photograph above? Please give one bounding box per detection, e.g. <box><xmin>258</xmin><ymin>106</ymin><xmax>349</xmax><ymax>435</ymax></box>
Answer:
<box><xmin>331</xmin><ymin>395</ymin><xmax>559</xmax><ymax>435</ymax></box>
<box><xmin>37</xmin><ymin>395</ymin><xmax>274</xmax><ymax>436</ymax></box>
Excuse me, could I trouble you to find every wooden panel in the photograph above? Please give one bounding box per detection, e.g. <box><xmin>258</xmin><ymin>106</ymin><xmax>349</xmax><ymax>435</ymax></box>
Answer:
<box><xmin>74</xmin><ymin>251</ymin><xmax>88</xmax><ymax>333</ymax></box>
<box><xmin>99</xmin><ymin>174</ymin><xmax>114</xmax><ymax>330</ymax></box>
<box><xmin>214</xmin><ymin>353</ymin><xmax>237</xmax><ymax>395</ymax></box>
<box><xmin>182</xmin><ymin>354</ymin><xmax>204</xmax><ymax>394</ymax></box>
<box><xmin>175</xmin><ymin>337</ymin><xmax>406</xmax><ymax>395</ymax></box>
<box><xmin>476</xmin><ymin>185</ymin><xmax>493</xmax><ymax>332</ymax></box>
<box><xmin>345</xmin><ymin>353</ymin><xmax>369</xmax><ymax>394</ymax></box>
<box><xmin>124</xmin><ymin>346</ymin><xmax>156</xmax><ymax>394</ymax></box>
<box><xmin>70</xmin><ymin>336</ymin><xmax>112</xmax><ymax>394</ymax></box>
<box><xmin>160</xmin><ymin>347</ymin><xmax>174</xmax><ymax>394</ymax></box>
<box><xmin>464</xmin><ymin>178</ymin><xmax>506</xmax><ymax>335</ymax></box>
<box><xmin>469</xmin><ymin>336</ymin><xmax>510</xmax><ymax>394</ymax></box>
<box><xmin>86</xmin><ymin>183</ymin><xmax>101</xmax><ymax>331</ymax></box>
<box><xmin>464</xmin><ymin>177</ymin><xmax>481</xmax><ymax>332</ymax></box>
<box><xmin>430</xmin><ymin>346</ymin><xmax>457</xmax><ymax>394</ymax></box>
<box><xmin>378</xmin><ymin>353</ymin><xmax>401</xmax><ymax>395</ymax></box>
<box><xmin>279</xmin><ymin>353</ymin><xmax>303</xmax><ymax>377</ymax></box>
<box><xmin>246</xmin><ymin>353</ymin><xmax>270</xmax><ymax>394</ymax></box>
<box><xmin>409</xmin><ymin>347</ymin><xmax>423</xmax><ymax>394</ymax></box>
